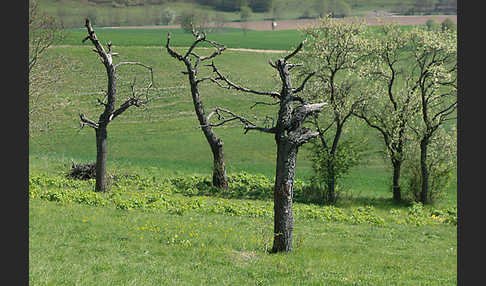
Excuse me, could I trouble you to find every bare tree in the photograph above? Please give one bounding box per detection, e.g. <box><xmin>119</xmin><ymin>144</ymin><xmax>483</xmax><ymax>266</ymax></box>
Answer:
<box><xmin>80</xmin><ymin>19</ymin><xmax>155</xmax><ymax>192</ymax></box>
<box><xmin>206</xmin><ymin>40</ymin><xmax>326</xmax><ymax>252</ymax></box>
<box><xmin>165</xmin><ymin>28</ymin><xmax>229</xmax><ymax>189</ymax></box>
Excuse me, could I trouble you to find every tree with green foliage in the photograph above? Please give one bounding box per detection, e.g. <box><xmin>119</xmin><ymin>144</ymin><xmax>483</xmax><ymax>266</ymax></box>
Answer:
<box><xmin>161</xmin><ymin>7</ymin><xmax>176</xmax><ymax>25</ymax></box>
<box><xmin>404</xmin><ymin>126</ymin><xmax>456</xmax><ymax>203</ymax></box>
<box><xmin>298</xmin><ymin>16</ymin><xmax>372</xmax><ymax>204</ymax></box>
<box><xmin>240</xmin><ymin>5</ymin><xmax>252</xmax><ymax>34</ymax></box>
<box><xmin>79</xmin><ymin>19</ymin><xmax>156</xmax><ymax>192</ymax></box>
<box><xmin>406</xmin><ymin>27</ymin><xmax>457</xmax><ymax>204</ymax></box>
<box><xmin>249</xmin><ymin>0</ymin><xmax>274</xmax><ymax>12</ymax></box>
<box><xmin>354</xmin><ymin>23</ymin><xmax>421</xmax><ymax>202</ymax></box>
<box><xmin>240</xmin><ymin>5</ymin><xmax>252</xmax><ymax>21</ymax></box>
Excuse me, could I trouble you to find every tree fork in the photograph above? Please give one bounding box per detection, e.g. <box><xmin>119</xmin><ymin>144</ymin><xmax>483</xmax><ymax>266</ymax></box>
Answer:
<box><xmin>166</xmin><ymin>30</ymin><xmax>229</xmax><ymax>190</ymax></box>
<box><xmin>206</xmin><ymin>41</ymin><xmax>326</xmax><ymax>252</ymax></box>
<box><xmin>80</xmin><ymin>18</ymin><xmax>155</xmax><ymax>192</ymax></box>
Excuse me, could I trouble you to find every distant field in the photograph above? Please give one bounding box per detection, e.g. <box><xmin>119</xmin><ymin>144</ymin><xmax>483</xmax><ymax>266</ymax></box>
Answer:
<box><xmin>58</xmin><ymin>28</ymin><xmax>305</xmax><ymax>50</ymax></box>
<box><xmin>56</xmin><ymin>22</ymin><xmax>429</xmax><ymax>50</ymax></box>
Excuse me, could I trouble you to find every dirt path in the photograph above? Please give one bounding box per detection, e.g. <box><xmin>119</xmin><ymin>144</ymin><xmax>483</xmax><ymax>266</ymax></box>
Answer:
<box><xmin>106</xmin><ymin>15</ymin><xmax>456</xmax><ymax>31</ymax></box>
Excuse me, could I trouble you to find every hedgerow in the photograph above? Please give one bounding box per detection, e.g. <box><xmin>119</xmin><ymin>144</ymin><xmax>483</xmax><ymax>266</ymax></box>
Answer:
<box><xmin>29</xmin><ymin>173</ymin><xmax>456</xmax><ymax>226</ymax></box>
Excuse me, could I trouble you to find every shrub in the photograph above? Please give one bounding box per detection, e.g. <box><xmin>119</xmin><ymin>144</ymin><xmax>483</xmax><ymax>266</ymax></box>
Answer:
<box><xmin>160</xmin><ymin>8</ymin><xmax>176</xmax><ymax>25</ymax></box>
<box><xmin>67</xmin><ymin>161</ymin><xmax>96</xmax><ymax>180</ymax></box>
<box><xmin>425</xmin><ymin>19</ymin><xmax>438</xmax><ymax>31</ymax></box>
<box><xmin>178</xmin><ymin>11</ymin><xmax>213</xmax><ymax>33</ymax></box>
<box><xmin>441</xmin><ymin>18</ymin><xmax>456</xmax><ymax>32</ymax></box>
<box><xmin>306</xmin><ymin>138</ymin><xmax>366</xmax><ymax>204</ymax></box>
<box><xmin>403</xmin><ymin>128</ymin><xmax>456</xmax><ymax>204</ymax></box>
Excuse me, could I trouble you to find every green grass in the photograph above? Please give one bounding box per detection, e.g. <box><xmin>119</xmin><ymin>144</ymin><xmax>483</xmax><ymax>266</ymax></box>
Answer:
<box><xmin>30</xmin><ymin>24</ymin><xmax>457</xmax><ymax>284</ymax></box>
<box><xmin>30</xmin><ymin>41</ymin><xmax>457</xmax><ymax>206</ymax></box>
<box><xmin>30</xmin><ymin>198</ymin><xmax>456</xmax><ymax>285</ymax></box>
<box><xmin>60</xmin><ymin>27</ymin><xmax>304</xmax><ymax>50</ymax></box>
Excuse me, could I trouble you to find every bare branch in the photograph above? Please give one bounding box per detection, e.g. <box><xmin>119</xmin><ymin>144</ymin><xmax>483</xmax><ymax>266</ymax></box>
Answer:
<box><xmin>297</xmin><ymin>102</ymin><xmax>328</xmax><ymax>115</ymax></box>
<box><xmin>207</xmin><ymin>62</ymin><xmax>281</xmax><ymax>98</ymax></box>
<box><xmin>250</xmin><ymin>100</ymin><xmax>280</xmax><ymax>109</ymax></box>
<box><xmin>284</xmin><ymin>39</ymin><xmax>307</xmax><ymax>62</ymax></box>
<box><xmin>204</xmin><ymin>107</ymin><xmax>277</xmax><ymax>134</ymax></box>
<box><xmin>432</xmin><ymin>101</ymin><xmax>457</xmax><ymax>123</ymax></box>
<box><xmin>244</xmin><ymin>125</ymin><xmax>277</xmax><ymax>134</ymax></box>
<box><xmin>185</xmin><ymin>34</ymin><xmax>206</xmax><ymax>59</ymax></box>
<box><xmin>166</xmin><ymin>32</ymin><xmax>184</xmax><ymax>61</ymax></box>
<box><xmin>287</xmin><ymin>63</ymin><xmax>304</xmax><ymax>71</ymax></box>
<box><xmin>293</xmin><ymin>72</ymin><xmax>315</xmax><ymax>94</ymax></box>
<box><xmin>199</xmin><ymin>45</ymin><xmax>226</xmax><ymax>61</ymax></box>
<box><xmin>79</xmin><ymin>113</ymin><xmax>98</xmax><ymax>129</ymax></box>
<box><xmin>268</xmin><ymin>59</ymin><xmax>277</xmax><ymax>69</ymax></box>
<box><xmin>83</xmin><ymin>18</ymin><xmax>111</xmax><ymax>66</ymax></box>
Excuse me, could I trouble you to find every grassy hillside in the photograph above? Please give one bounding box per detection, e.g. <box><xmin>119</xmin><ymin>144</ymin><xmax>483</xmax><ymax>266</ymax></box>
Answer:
<box><xmin>29</xmin><ymin>14</ymin><xmax>457</xmax><ymax>285</ymax></box>
<box><xmin>30</xmin><ymin>195</ymin><xmax>456</xmax><ymax>285</ymax></box>
<box><xmin>29</xmin><ymin>169</ymin><xmax>457</xmax><ymax>284</ymax></box>
<box><xmin>30</xmin><ymin>40</ymin><xmax>456</xmax><ymax>206</ymax></box>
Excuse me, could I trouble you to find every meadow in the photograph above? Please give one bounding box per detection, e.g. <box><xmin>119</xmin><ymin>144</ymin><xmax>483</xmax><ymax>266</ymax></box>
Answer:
<box><xmin>58</xmin><ymin>27</ymin><xmax>304</xmax><ymax>50</ymax></box>
<box><xmin>29</xmin><ymin>26</ymin><xmax>457</xmax><ymax>285</ymax></box>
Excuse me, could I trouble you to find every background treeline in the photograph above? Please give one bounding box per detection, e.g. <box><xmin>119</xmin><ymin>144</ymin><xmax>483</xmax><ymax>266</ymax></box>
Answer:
<box><xmin>42</xmin><ymin>0</ymin><xmax>456</xmax><ymax>28</ymax></box>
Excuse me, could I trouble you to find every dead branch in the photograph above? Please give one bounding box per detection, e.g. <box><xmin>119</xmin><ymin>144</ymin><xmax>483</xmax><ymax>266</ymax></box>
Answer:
<box><xmin>83</xmin><ymin>18</ymin><xmax>112</xmax><ymax>66</ymax></box>
<box><xmin>284</xmin><ymin>39</ymin><xmax>307</xmax><ymax>62</ymax></box>
<box><xmin>293</xmin><ymin>72</ymin><xmax>315</xmax><ymax>93</ymax></box>
<box><xmin>79</xmin><ymin>113</ymin><xmax>98</xmax><ymax>129</ymax></box>
<box><xmin>206</xmin><ymin>61</ymin><xmax>281</xmax><ymax>98</ymax></box>
<box><xmin>250</xmin><ymin>100</ymin><xmax>280</xmax><ymax>109</ymax></box>
<box><xmin>204</xmin><ymin>107</ymin><xmax>277</xmax><ymax>134</ymax></box>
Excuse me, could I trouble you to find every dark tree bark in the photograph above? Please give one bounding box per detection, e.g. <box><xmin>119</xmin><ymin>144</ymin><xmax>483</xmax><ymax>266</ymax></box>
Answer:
<box><xmin>408</xmin><ymin>29</ymin><xmax>456</xmax><ymax>204</ymax></box>
<box><xmin>419</xmin><ymin>136</ymin><xmax>429</xmax><ymax>204</ymax></box>
<box><xmin>80</xmin><ymin>18</ymin><xmax>154</xmax><ymax>192</ymax></box>
<box><xmin>354</xmin><ymin>106</ymin><xmax>410</xmax><ymax>203</ymax></box>
<box><xmin>166</xmin><ymin>29</ymin><xmax>228</xmax><ymax>189</ymax></box>
<box><xmin>95</xmin><ymin>126</ymin><xmax>108</xmax><ymax>192</ymax></box>
<box><xmin>272</xmin><ymin>137</ymin><xmax>297</xmax><ymax>252</ymax></box>
<box><xmin>391</xmin><ymin>159</ymin><xmax>402</xmax><ymax>201</ymax></box>
<box><xmin>206</xmin><ymin>41</ymin><xmax>325</xmax><ymax>252</ymax></box>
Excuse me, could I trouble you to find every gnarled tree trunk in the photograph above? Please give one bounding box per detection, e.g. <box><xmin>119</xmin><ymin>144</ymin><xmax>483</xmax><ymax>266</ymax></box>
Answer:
<box><xmin>206</xmin><ymin>41</ymin><xmax>325</xmax><ymax>253</ymax></box>
<box><xmin>272</xmin><ymin>137</ymin><xmax>298</xmax><ymax>252</ymax></box>
<box><xmin>189</xmin><ymin>72</ymin><xmax>228</xmax><ymax>189</ymax></box>
<box><xmin>80</xmin><ymin>19</ymin><xmax>154</xmax><ymax>192</ymax></box>
<box><xmin>166</xmin><ymin>30</ymin><xmax>228</xmax><ymax>190</ymax></box>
